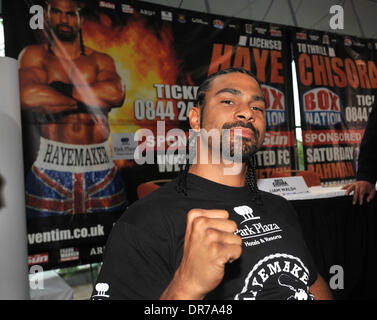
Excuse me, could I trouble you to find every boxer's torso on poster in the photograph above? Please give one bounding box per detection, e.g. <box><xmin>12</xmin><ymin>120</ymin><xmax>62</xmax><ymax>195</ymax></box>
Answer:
<box><xmin>35</xmin><ymin>45</ymin><xmax>110</xmax><ymax>145</ymax></box>
<box><xmin>20</xmin><ymin>43</ymin><xmax>128</xmax><ymax>217</ymax></box>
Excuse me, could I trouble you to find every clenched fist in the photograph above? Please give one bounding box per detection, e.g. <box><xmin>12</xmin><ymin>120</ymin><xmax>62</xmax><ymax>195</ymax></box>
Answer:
<box><xmin>160</xmin><ymin>209</ymin><xmax>242</xmax><ymax>300</ymax></box>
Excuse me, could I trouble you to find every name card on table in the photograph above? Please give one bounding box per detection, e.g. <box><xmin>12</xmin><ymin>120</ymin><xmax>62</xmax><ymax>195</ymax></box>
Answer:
<box><xmin>257</xmin><ymin>176</ymin><xmax>309</xmax><ymax>196</ymax></box>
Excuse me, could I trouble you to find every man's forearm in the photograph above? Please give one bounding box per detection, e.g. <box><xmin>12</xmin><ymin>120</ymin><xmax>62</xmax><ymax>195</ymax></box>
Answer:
<box><xmin>20</xmin><ymin>84</ymin><xmax>77</xmax><ymax>112</ymax></box>
<box><xmin>160</xmin><ymin>274</ymin><xmax>205</xmax><ymax>300</ymax></box>
<box><xmin>310</xmin><ymin>274</ymin><xmax>333</xmax><ymax>300</ymax></box>
<box><xmin>73</xmin><ymin>81</ymin><xmax>125</xmax><ymax>109</ymax></box>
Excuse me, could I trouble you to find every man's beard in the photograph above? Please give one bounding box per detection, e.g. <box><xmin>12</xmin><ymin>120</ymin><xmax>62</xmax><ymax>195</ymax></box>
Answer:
<box><xmin>53</xmin><ymin>24</ymin><xmax>78</xmax><ymax>42</ymax></box>
<box><xmin>221</xmin><ymin>121</ymin><xmax>260</xmax><ymax>163</ymax></box>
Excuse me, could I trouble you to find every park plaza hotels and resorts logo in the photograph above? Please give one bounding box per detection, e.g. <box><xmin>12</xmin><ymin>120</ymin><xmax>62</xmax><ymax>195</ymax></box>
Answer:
<box><xmin>232</xmin><ymin>208</ymin><xmax>313</xmax><ymax>300</ymax></box>
<box><xmin>233</xmin><ymin>206</ymin><xmax>282</xmax><ymax>248</ymax></box>
<box><xmin>303</xmin><ymin>87</ymin><xmax>342</xmax><ymax>126</ymax></box>
<box><xmin>92</xmin><ymin>283</ymin><xmax>110</xmax><ymax>299</ymax></box>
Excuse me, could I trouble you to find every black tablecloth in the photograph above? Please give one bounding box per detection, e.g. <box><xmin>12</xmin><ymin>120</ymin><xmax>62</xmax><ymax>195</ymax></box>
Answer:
<box><xmin>291</xmin><ymin>196</ymin><xmax>377</xmax><ymax>300</ymax></box>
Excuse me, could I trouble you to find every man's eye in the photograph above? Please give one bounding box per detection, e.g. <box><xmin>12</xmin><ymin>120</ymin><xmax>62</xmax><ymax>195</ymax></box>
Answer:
<box><xmin>221</xmin><ymin>100</ymin><xmax>233</xmax><ymax>105</ymax></box>
<box><xmin>251</xmin><ymin>106</ymin><xmax>264</xmax><ymax>112</ymax></box>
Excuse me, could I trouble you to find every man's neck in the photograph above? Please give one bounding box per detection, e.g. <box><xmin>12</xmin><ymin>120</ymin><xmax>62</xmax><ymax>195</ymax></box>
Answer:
<box><xmin>188</xmin><ymin>139</ymin><xmax>250</xmax><ymax>187</ymax></box>
<box><xmin>189</xmin><ymin>162</ymin><xmax>248</xmax><ymax>187</ymax></box>
<box><xmin>50</xmin><ymin>38</ymin><xmax>82</xmax><ymax>60</ymax></box>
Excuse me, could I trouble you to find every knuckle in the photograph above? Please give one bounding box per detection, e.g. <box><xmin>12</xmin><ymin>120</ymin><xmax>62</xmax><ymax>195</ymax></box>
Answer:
<box><xmin>187</xmin><ymin>209</ymin><xmax>202</xmax><ymax>222</ymax></box>
<box><xmin>235</xmin><ymin>234</ymin><xmax>243</xmax><ymax>246</ymax></box>
<box><xmin>206</xmin><ymin>228</ymin><xmax>219</xmax><ymax>241</ymax></box>
<box><xmin>228</xmin><ymin>220</ymin><xmax>238</xmax><ymax>232</ymax></box>
<box><xmin>222</xmin><ymin>210</ymin><xmax>230</xmax><ymax>219</ymax></box>
<box><xmin>186</xmin><ymin>209</ymin><xmax>195</xmax><ymax>222</ymax></box>
<box><xmin>192</xmin><ymin>216</ymin><xmax>208</xmax><ymax>230</ymax></box>
<box><xmin>187</xmin><ymin>208</ymin><xmax>198</xmax><ymax>217</ymax></box>
<box><xmin>208</xmin><ymin>241</ymin><xmax>221</xmax><ymax>256</ymax></box>
<box><xmin>235</xmin><ymin>244</ymin><xmax>243</xmax><ymax>258</ymax></box>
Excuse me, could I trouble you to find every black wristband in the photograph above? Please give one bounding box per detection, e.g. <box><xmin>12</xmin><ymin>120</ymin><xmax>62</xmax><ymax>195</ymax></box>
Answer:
<box><xmin>49</xmin><ymin>81</ymin><xmax>74</xmax><ymax>98</ymax></box>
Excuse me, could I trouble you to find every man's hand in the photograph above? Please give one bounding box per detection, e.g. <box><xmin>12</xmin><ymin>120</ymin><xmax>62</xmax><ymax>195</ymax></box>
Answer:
<box><xmin>342</xmin><ymin>180</ymin><xmax>376</xmax><ymax>205</ymax></box>
<box><xmin>160</xmin><ymin>209</ymin><xmax>242</xmax><ymax>300</ymax></box>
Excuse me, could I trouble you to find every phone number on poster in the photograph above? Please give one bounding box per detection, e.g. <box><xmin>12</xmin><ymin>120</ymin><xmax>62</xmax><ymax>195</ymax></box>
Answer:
<box><xmin>134</xmin><ymin>100</ymin><xmax>194</xmax><ymax>121</ymax></box>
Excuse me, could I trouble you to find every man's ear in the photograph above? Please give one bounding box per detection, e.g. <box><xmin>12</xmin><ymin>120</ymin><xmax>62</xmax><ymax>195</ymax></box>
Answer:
<box><xmin>188</xmin><ymin>106</ymin><xmax>201</xmax><ymax>132</ymax></box>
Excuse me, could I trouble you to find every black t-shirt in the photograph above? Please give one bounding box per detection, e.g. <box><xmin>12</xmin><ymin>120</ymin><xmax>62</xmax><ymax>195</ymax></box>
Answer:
<box><xmin>357</xmin><ymin>102</ymin><xmax>377</xmax><ymax>184</ymax></box>
<box><xmin>92</xmin><ymin>174</ymin><xmax>318</xmax><ymax>300</ymax></box>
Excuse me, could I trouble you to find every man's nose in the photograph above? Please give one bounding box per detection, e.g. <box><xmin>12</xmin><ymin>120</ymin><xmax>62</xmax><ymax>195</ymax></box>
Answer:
<box><xmin>235</xmin><ymin>104</ymin><xmax>254</xmax><ymax>122</ymax></box>
<box><xmin>60</xmin><ymin>13</ymin><xmax>69</xmax><ymax>23</ymax></box>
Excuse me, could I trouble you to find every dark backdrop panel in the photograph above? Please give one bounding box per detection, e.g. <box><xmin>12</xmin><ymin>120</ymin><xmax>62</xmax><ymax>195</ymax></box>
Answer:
<box><xmin>292</xmin><ymin>196</ymin><xmax>377</xmax><ymax>300</ymax></box>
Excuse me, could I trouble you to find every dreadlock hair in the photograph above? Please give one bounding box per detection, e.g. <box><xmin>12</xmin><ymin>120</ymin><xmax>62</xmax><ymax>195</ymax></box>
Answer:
<box><xmin>176</xmin><ymin>130</ymin><xmax>198</xmax><ymax>196</ymax></box>
<box><xmin>176</xmin><ymin>67</ymin><xmax>264</xmax><ymax>206</ymax></box>
<box><xmin>79</xmin><ymin>29</ymin><xmax>86</xmax><ymax>56</ymax></box>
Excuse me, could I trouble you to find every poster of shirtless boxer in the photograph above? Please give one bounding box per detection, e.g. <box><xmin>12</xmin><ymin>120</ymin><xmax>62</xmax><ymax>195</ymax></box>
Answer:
<box><xmin>19</xmin><ymin>0</ymin><xmax>128</xmax><ymax>218</ymax></box>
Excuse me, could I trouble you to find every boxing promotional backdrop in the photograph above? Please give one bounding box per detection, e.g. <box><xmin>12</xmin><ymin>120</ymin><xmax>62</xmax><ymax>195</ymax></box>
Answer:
<box><xmin>291</xmin><ymin>29</ymin><xmax>377</xmax><ymax>185</ymax></box>
<box><xmin>2</xmin><ymin>0</ymin><xmax>304</xmax><ymax>270</ymax></box>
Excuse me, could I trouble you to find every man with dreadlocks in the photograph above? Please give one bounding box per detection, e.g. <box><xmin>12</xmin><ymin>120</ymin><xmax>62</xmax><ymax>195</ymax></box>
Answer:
<box><xmin>93</xmin><ymin>68</ymin><xmax>332</xmax><ymax>300</ymax></box>
<box><xmin>18</xmin><ymin>0</ymin><xmax>128</xmax><ymax>217</ymax></box>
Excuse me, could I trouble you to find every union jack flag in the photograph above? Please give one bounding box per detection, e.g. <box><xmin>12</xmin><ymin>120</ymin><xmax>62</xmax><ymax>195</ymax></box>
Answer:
<box><xmin>25</xmin><ymin>165</ymin><xmax>127</xmax><ymax>218</ymax></box>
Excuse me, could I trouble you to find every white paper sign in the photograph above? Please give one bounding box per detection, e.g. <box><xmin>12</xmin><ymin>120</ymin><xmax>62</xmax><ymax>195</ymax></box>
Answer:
<box><xmin>111</xmin><ymin>133</ymin><xmax>138</xmax><ymax>160</ymax></box>
<box><xmin>257</xmin><ymin>176</ymin><xmax>309</xmax><ymax>196</ymax></box>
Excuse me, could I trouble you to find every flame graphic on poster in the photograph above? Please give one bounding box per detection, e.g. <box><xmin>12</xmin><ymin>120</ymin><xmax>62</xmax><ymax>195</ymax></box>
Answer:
<box><xmin>82</xmin><ymin>14</ymin><xmax>184</xmax><ymax>168</ymax></box>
